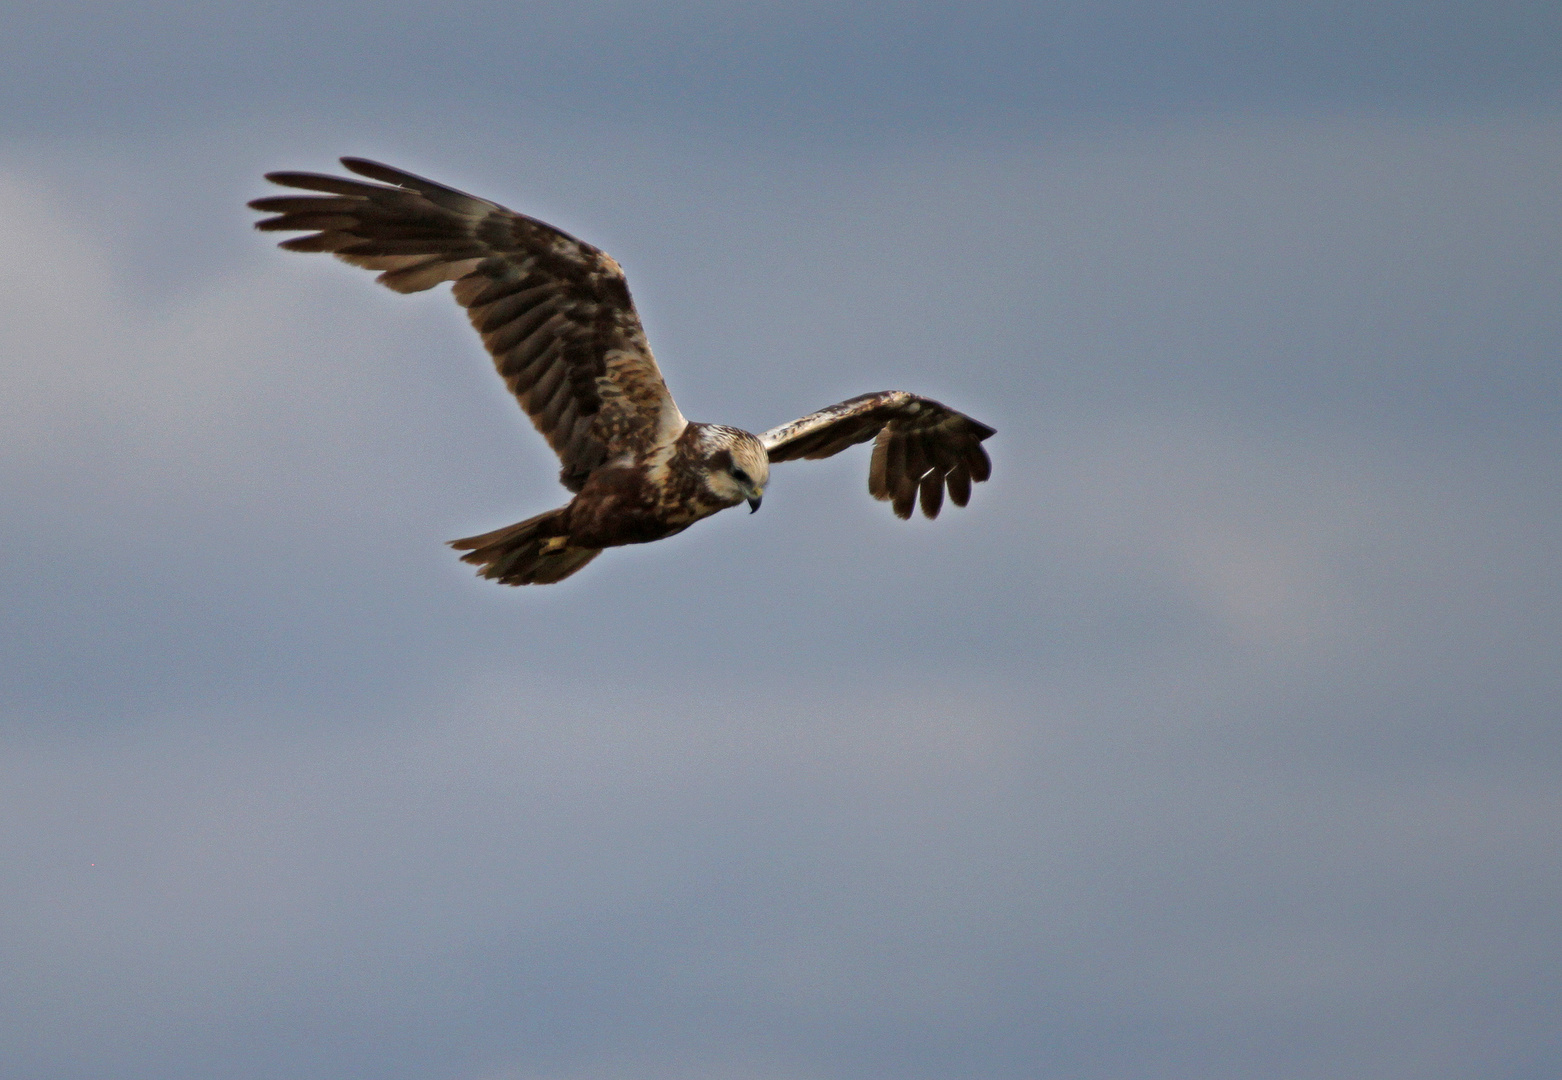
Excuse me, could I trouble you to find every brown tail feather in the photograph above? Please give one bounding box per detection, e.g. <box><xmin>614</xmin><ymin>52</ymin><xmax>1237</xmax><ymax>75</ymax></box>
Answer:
<box><xmin>448</xmin><ymin>506</ymin><xmax>601</xmax><ymax>585</ymax></box>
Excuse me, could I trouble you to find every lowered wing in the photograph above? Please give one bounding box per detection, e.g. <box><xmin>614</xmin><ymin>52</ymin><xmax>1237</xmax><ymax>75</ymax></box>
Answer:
<box><xmin>760</xmin><ymin>391</ymin><xmax>994</xmax><ymax>519</ymax></box>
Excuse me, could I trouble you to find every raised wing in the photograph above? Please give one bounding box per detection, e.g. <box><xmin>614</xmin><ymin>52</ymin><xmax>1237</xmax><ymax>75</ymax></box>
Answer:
<box><xmin>760</xmin><ymin>391</ymin><xmax>994</xmax><ymax>519</ymax></box>
<box><xmin>250</xmin><ymin>158</ymin><xmax>685</xmax><ymax>492</ymax></box>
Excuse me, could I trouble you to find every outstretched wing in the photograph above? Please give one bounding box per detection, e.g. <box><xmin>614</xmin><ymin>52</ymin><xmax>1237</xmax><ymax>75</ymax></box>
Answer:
<box><xmin>760</xmin><ymin>391</ymin><xmax>994</xmax><ymax>519</ymax></box>
<box><xmin>249</xmin><ymin>158</ymin><xmax>685</xmax><ymax>492</ymax></box>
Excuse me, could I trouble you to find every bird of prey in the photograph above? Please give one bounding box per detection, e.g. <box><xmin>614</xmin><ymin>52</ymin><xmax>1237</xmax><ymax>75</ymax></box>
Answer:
<box><xmin>250</xmin><ymin>159</ymin><xmax>994</xmax><ymax>584</ymax></box>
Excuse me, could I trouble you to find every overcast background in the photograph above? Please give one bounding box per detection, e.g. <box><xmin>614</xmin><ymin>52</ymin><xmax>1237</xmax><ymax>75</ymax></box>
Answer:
<box><xmin>2</xmin><ymin>3</ymin><xmax>1560</xmax><ymax>1078</ymax></box>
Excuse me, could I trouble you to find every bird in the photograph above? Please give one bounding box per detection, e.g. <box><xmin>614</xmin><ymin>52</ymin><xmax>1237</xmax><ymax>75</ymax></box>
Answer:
<box><xmin>249</xmin><ymin>158</ymin><xmax>995</xmax><ymax>585</ymax></box>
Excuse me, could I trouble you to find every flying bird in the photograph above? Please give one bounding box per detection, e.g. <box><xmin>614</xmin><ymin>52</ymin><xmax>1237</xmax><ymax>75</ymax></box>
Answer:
<box><xmin>250</xmin><ymin>158</ymin><xmax>994</xmax><ymax>584</ymax></box>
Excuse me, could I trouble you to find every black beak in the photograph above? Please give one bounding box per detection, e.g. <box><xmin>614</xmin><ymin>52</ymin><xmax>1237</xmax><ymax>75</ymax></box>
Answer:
<box><xmin>748</xmin><ymin>496</ymin><xmax>762</xmax><ymax>513</ymax></box>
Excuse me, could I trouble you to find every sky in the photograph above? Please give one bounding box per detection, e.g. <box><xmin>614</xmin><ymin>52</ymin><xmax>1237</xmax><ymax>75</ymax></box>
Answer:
<box><xmin>2</xmin><ymin>3</ymin><xmax>1560</xmax><ymax>1078</ymax></box>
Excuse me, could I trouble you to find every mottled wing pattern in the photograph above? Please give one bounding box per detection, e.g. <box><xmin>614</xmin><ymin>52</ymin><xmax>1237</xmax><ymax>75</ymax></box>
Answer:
<box><xmin>249</xmin><ymin>158</ymin><xmax>684</xmax><ymax>492</ymax></box>
<box><xmin>760</xmin><ymin>391</ymin><xmax>994</xmax><ymax>519</ymax></box>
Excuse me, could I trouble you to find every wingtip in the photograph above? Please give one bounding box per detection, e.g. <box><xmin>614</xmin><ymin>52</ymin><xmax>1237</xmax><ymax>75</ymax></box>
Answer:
<box><xmin>340</xmin><ymin>156</ymin><xmax>430</xmax><ymax>190</ymax></box>
<box><xmin>339</xmin><ymin>156</ymin><xmax>383</xmax><ymax>176</ymax></box>
<box><xmin>968</xmin><ymin>444</ymin><xmax>993</xmax><ymax>483</ymax></box>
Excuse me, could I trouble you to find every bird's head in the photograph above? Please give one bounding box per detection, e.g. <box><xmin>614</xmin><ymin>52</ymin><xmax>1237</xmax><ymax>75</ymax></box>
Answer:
<box><xmin>698</xmin><ymin>426</ymin><xmax>770</xmax><ymax>513</ymax></box>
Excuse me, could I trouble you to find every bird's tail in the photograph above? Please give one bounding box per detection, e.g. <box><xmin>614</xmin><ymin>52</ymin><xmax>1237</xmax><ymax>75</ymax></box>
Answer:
<box><xmin>449</xmin><ymin>506</ymin><xmax>601</xmax><ymax>585</ymax></box>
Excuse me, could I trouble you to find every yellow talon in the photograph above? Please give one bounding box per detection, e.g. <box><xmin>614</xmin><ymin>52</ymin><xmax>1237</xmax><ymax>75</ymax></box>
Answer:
<box><xmin>540</xmin><ymin>536</ymin><xmax>569</xmax><ymax>553</ymax></box>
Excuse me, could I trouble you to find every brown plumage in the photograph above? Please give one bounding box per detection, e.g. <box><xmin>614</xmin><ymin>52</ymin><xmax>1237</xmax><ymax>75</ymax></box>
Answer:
<box><xmin>250</xmin><ymin>158</ymin><xmax>995</xmax><ymax>584</ymax></box>
<box><xmin>760</xmin><ymin>391</ymin><xmax>994</xmax><ymax>520</ymax></box>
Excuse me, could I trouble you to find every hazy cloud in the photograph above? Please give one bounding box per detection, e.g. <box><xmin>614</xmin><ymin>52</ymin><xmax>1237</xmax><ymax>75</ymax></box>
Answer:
<box><xmin>3</xmin><ymin>1</ymin><xmax>1560</xmax><ymax>140</ymax></box>
<box><xmin>1</xmin><ymin>88</ymin><xmax>1559</xmax><ymax>1080</ymax></box>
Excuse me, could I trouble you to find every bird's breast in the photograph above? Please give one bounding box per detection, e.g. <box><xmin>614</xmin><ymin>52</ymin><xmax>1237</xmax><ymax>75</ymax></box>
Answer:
<box><xmin>566</xmin><ymin>462</ymin><xmax>716</xmax><ymax>548</ymax></box>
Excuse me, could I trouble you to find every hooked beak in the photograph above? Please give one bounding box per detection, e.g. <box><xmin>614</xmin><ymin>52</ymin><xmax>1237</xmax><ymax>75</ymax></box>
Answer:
<box><xmin>747</xmin><ymin>495</ymin><xmax>763</xmax><ymax>513</ymax></box>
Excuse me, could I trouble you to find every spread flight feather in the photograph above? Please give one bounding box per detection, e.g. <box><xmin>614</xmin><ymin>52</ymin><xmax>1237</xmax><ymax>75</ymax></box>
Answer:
<box><xmin>251</xmin><ymin>158</ymin><xmax>994</xmax><ymax>584</ymax></box>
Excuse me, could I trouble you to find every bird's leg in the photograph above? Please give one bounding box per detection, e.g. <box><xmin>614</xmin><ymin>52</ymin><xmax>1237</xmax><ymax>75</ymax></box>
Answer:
<box><xmin>540</xmin><ymin>535</ymin><xmax>569</xmax><ymax>553</ymax></box>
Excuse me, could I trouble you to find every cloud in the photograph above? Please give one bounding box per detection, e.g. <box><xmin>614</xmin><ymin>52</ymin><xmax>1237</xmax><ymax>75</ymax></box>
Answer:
<box><xmin>4</xmin><ymin>2</ymin><xmax>1560</xmax><ymax>141</ymax></box>
<box><xmin>1</xmin><ymin>111</ymin><xmax>1559</xmax><ymax>1078</ymax></box>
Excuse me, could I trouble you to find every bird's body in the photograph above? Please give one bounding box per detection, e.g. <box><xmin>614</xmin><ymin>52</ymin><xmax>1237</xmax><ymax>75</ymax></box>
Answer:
<box><xmin>250</xmin><ymin>158</ymin><xmax>994</xmax><ymax>584</ymax></box>
<box><xmin>453</xmin><ymin>422</ymin><xmax>770</xmax><ymax>583</ymax></box>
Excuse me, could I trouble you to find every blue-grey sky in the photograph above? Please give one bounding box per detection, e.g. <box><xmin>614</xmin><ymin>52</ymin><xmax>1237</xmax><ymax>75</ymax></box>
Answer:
<box><xmin>2</xmin><ymin>4</ymin><xmax>1559</xmax><ymax>1079</ymax></box>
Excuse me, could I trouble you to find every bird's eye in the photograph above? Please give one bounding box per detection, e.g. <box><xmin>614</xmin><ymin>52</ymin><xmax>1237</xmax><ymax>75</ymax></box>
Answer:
<box><xmin>732</xmin><ymin>468</ymin><xmax>751</xmax><ymax>484</ymax></box>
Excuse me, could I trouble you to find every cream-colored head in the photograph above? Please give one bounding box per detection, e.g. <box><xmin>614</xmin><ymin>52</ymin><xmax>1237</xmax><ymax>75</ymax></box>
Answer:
<box><xmin>697</xmin><ymin>425</ymin><xmax>771</xmax><ymax>512</ymax></box>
